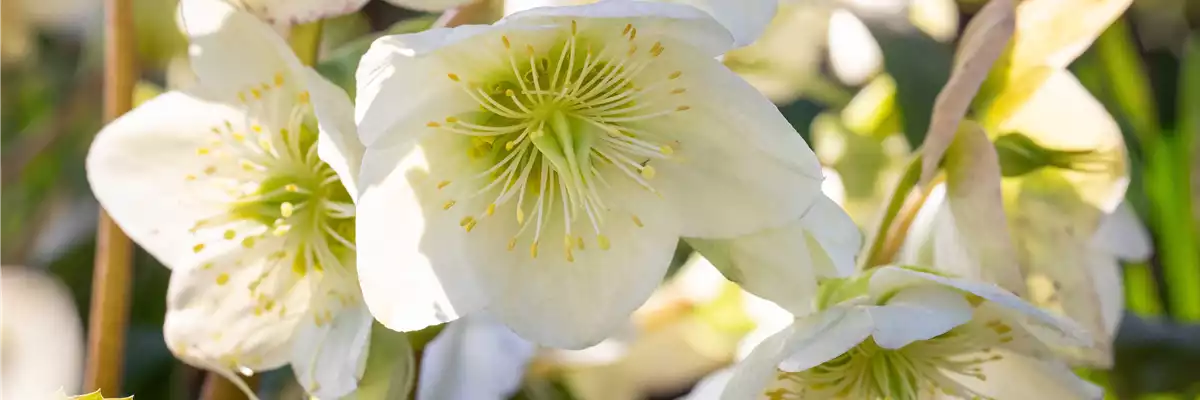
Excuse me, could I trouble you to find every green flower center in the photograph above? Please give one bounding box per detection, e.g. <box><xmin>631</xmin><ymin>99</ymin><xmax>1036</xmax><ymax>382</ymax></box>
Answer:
<box><xmin>428</xmin><ymin>21</ymin><xmax>691</xmax><ymax>261</ymax></box>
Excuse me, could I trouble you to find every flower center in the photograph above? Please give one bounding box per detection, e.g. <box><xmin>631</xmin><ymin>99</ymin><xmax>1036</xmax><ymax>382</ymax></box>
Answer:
<box><xmin>768</xmin><ymin>318</ymin><xmax>1014</xmax><ymax>399</ymax></box>
<box><xmin>184</xmin><ymin>73</ymin><xmax>356</xmax><ymax>324</ymax></box>
<box><xmin>430</xmin><ymin>21</ymin><xmax>690</xmax><ymax>261</ymax></box>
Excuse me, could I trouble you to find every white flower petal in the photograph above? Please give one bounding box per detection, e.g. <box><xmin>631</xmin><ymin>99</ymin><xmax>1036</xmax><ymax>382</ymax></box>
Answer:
<box><xmin>501</xmin><ymin>0</ymin><xmax>735</xmax><ymax>57</ymax></box>
<box><xmin>291</xmin><ymin>304</ymin><xmax>374</xmax><ymax>399</ymax></box>
<box><xmin>418</xmin><ymin>316</ymin><xmax>536</xmax><ymax>400</ymax></box>
<box><xmin>1093</xmin><ymin>201</ymin><xmax>1151</xmax><ymax>261</ymax></box>
<box><xmin>687</xmin><ymin>367</ymin><xmax>733</xmax><ymax>400</ymax></box>
<box><xmin>305</xmin><ymin>68</ymin><xmax>364</xmax><ymax>201</ymax></box>
<box><xmin>720</xmin><ymin>323</ymin><xmax>794</xmax><ymax>400</ymax></box>
<box><xmin>777</xmin><ymin>307</ymin><xmax>872</xmax><ymax>372</ymax></box>
<box><xmin>686</xmin><ymin>195</ymin><xmax>858</xmax><ymax>314</ymax></box>
<box><xmin>827</xmin><ymin>9</ymin><xmax>882</xmax><ymax>86</ymax></box>
<box><xmin>355</xmin><ymin>24</ymin><xmax>555</xmax><ymax>148</ymax></box>
<box><xmin>163</xmin><ymin>237</ymin><xmax>312</xmax><ymax>372</ymax></box>
<box><xmin>383</xmin><ymin>0</ymin><xmax>476</xmax><ymax>12</ymax></box>
<box><xmin>356</xmin><ymin>143</ymin><xmax>489</xmax><ymax>332</ymax></box>
<box><xmin>236</xmin><ymin>0</ymin><xmax>369</xmax><ymax>25</ymax></box>
<box><xmin>179</xmin><ymin>0</ymin><xmax>305</xmax><ymax>95</ymax></box>
<box><xmin>956</xmin><ymin>350</ymin><xmax>1104</xmax><ymax>400</ymax></box>
<box><xmin>1</xmin><ymin>266</ymin><xmax>84</xmax><ymax>400</ymax></box>
<box><xmin>866</xmin><ymin>285</ymin><xmax>972</xmax><ymax>349</ymax></box>
<box><xmin>870</xmin><ymin>266</ymin><xmax>1092</xmax><ymax>348</ymax></box>
<box><xmin>86</xmin><ymin>91</ymin><xmax>246</xmax><ymax>271</ymax></box>
<box><xmin>659</xmin><ymin>0</ymin><xmax>777</xmax><ymax>48</ymax></box>
<box><xmin>648</xmin><ymin>42</ymin><xmax>824</xmax><ymax>238</ymax></box>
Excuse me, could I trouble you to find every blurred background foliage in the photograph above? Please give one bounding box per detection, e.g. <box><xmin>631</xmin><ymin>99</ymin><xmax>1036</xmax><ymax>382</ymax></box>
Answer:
<box><xmin>3</xmin><ymin>0</ymin><xmax>1200</xmax><ymax>398</ymax></box>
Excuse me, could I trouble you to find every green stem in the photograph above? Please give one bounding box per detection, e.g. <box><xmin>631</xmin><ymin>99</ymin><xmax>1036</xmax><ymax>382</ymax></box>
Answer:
<box><xmin>859</xmin><ymin>155</ymin><xmax>923</xmax><ymax>270</ymax></box>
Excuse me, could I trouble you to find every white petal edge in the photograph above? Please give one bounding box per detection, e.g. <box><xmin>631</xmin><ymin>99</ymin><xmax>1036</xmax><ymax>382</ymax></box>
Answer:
<box><xmin>957</xmin><ymin>350</ymin><xmax>1104</xmax><ymax>400</ymax></box>
<box><xmin>305</xmin><ymin>68</ymin><xmax>365</xmax><ymax>201</ymax></box>
<box><xmin>777</xmin><ymin>307</ymin><xmax>873</xmax><ymax>372</ymax></box>
<box><xmin>291</xmin><ymin>304</ymin><xmax>374</xmax><ymax>399</ymax></box>
<box><xmin>866</xmin><ymin>284</ymin><xmax>972</xmax><ymax>349</ymax></box>
<box><xmin>663</xmin><ymin>0</ymin><xmax>777</xmax><ymax>48</ymax></box>
<box><xmin>236</xmin><ymin>0</ymin><xmax>370</xmax><ymax>26</ymax></box>
<box><xmin>179</xmin><ymin>0</ymin><xmax>307</xmax><ymax>96</ymax></box>
<box><xmin>418</xmin><ymin>316</ymin><xmax>537</xmax><ymax>400</ymax></box>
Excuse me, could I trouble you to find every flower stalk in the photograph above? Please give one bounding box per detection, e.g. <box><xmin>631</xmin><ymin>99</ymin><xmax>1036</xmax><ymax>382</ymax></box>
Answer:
<box><xmin>84</xmin><ymin>0</ymin><xmax>136</xmax><ymax>394</ymax></box>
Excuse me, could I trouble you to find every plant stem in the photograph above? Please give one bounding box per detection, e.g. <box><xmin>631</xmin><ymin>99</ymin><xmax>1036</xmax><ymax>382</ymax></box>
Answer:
<box><xmin>860</xmin><ymin>155</ymin><xmax>923</xmax><ymax>269</ymax></box>
<box><xmin>84</xmin><ymin>0</ymin><xmax>136</xmax><ymax>394</ymax></box>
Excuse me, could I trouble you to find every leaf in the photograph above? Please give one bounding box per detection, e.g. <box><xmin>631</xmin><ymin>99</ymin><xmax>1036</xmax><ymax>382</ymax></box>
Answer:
<box><xmin>343</xmin><ymin>323</ymin><xmax>415</xmax><ymax>400</ymax></box>
<box><xmin>918</xmin><ymin>0</ymin><xmax>1015</xmax><ymax>185</ymax></box>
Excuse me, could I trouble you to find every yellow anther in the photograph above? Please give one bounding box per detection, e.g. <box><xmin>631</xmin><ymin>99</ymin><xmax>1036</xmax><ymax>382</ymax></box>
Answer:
<box><xmin>676</xmin><ymin>105</ymin><xmax>691</xmax><ymax>112</ymax></box>
<box><xmin>650</xmin><ymin>42</ymin><xmax>664</xmax><ymax>56</ymax></box>
<box><xmin>640</xmin><ymin>165</ymin><xmax>656</xmax><ymax>179</ymax></box>
<box><xmin>668</xmin><ymin>71</ymin><xmax>682</xmax><ymax>80</ymax></box>
<box><xmin>254</xmin><ymin>307</ymin><xmax>264</xmax><ymax>316</ymax></box>
<box><xmin>445</xmin><ymin>116</ymin><xmax>458</xmax><ymax>123</ymax></box>
<box><xmin>224</xmin><ymin>230</ymin><xmax>237</xmax><ymax>240</ymax></box>
<box><xmin>627</xmin><ymin>44</ymin><xmax>638</xmax><ymax>56</ymax></box>
<box><xmin>216</xmin><ymin>273</ymin><xmax>230</xmax><ymax>285</ymax></box>
<box><xmin>264</xmin><ymin>300</ymin><xmax>276</xmax><ymax>311</ymax></box>
<box><xmin>297</xmin><ymin>91</ymin><xmax>310</xmax><ymax>103</ymax></box>
<box><xmin>486</xmin><ymin>203</ymin><xmax>496</xmax><ymax>216</ymax></box>
<box><xmin>443</xmin><ymin>200</ymin><xmax>456</xmax><ymax>210</ymax></box>
<box><xmin>197</xmin><ymin>147</ymin><xmax>210</xmax><ymax>155</ymax></box>
<box><xmin>670</xmin><ymin>88</ymin><xmax>686</xmax><ymax>95</ymax></box>
<box><xmin>631</xmin><ymin>215</ymin><xmax>644</xmax><ymax>228</ymax></box>
<box><xmin>251</xmin><ymin>89</ymin><xmax>262</xmax><ymax>99</ymax></box>
<box><xmin>437</xmin><ymin>180</ymin><xmax>451</xmax><ymax>190</ymax></box>
<box><xmin>526</xmin><ymin>45</ymin><xmax>535</xmax><ymax>56</ymax></box>
<box><xmin>232</xmin><ymin>132</ymin><xmax>246</xmax><ymax>142</ymax></box>
<box><xmin>501</xmin><ymin>36</ymin><xmax>511</xmax><ymax>49</ymax></box>
<box><xmin>447</xmin><ymin>73</ymin><xmax>460</xmax><ymax>82</ymax></box>
<box><xmin>506</xmin><ymin>141</ymin><xmax>517</xmax><ymax>150</ymax></box>
<box><xmin>252</xmin><ymin>125</ymin><xmax>263</xmax><ymax>133</ymax></box>
<box><xmin>460</xmin><ymin>216</ymin><xmax>475</xmax><ymax>227</ymax></box>
<box><xmin>530</xmin><ymin>242</ymin><xmax>539</xmax><ymax>258</ymax></box>
<box><xmin>193</xmin><ymin>243</ymin><xmax>206</xmax><ymax>253</ymax></box>
<box><xmin>185</xmin><ymin>174</ymin><xmax>198</xmax><ymax>181</ymax></box>
<box><xmin>516</xmin><ymin>209</ymin><xmax>525</xmax><ymax>224</ymax></box>
<box><xmin>629</xmin><ymin>27</ymin><xmax>637</xmax><ymax>40</ymax></box>
<box><xmin>508</xmin><ymin>238</ymin><xmax>517</xmax><ymax>251</ymax></box>
<box><xmin>563</xmin><ymin>235</ymin><xmax>574</xmax><ymax>251</ymax></box>
<box><xmin>241</xmin><ymin>237</ymin><xmax>256</xmax><ymax>248</ymax></box>
<box><xmin>204</xmin><ymin>166</ymin><xmax>217</xmax><ymax>175</ymax></box>
<box><xmin>237</xmin><ymin>92</ymin><xmax>247</xmax><ymax>103</ymax></box>
<box><xmin>597</xmin><ymin>235</ymin><xmax>611</xmax><ymax>250</ymax></box>
<box><xmin>576</xmin><ymin>236</ymin><xmax>585</xmax><ymax>250</ymax></box>
<box><xmin>465</xmin><ymin>220</ymin><xmax>478</xmax><ymax>232</ymax></box>
<box><xmin>566</xmin><ymin>248</ymin><xmax>574</xmax><ymax>262</ymax></box>
<box><xmin>660</xmin><ymin>145</ymin><xmax>675</xmax><ymax>156</ymax></box>
<box><xmin>274</xmin><ymin>72</ymin><xmax>284</xmax><ymax>87</ymax></box>
<box><xmin>427</xmin><ymin>121</ymin><xmax>441</xmax><ymax>128</ymax></box>
<box><xmin>571</xmin><ymin>20</ymin><xmax>577</xmax><ymax>35</ymax></box>
<box><xmin>285</xmin><ymin>184</ymin><xmax>299</xmax><ymax>192</ymax></box>
<box><xmin>261</xmin><ymin>83</ymin><xmax>271</xmax><ymax>91</ymax></box>
<box><xmin>281</xmin><ymin>202</ymin><xmax>295</xmax><ymax>218</ymax></box>
<box><xmin>505</xmin><ymin>89</ymin><xmax>516</xmax><ymax>97</ymax></box>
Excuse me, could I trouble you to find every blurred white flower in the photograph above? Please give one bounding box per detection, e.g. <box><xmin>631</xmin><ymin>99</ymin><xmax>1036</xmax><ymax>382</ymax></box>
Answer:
<box><xmin>1</xmin><ymin>266</ymin><xmax>84</xmax><ymax>400</ymax></box>
<box><xmin>234</xmin><ymin>0</ymin><xmax>474</xmax><ymax>26</ymax></box>
<box><xmin>722</xmin><ymin>266</ymin><xmax>1101</xmax><ymax>400</ymax></box>
<box><xmin>86</xmin><ymin>0</ymin><xmax>371</xmax><ymax>397</ymax></box>
<box><xmin>353</xmin><ymin>0</ymin><xmax>830</xmax><ymax>348</ymax></box>
<box><xmin>418</xmin><ymin>316</ymin><xmax>538</xmax><ymax>400</ymax></box>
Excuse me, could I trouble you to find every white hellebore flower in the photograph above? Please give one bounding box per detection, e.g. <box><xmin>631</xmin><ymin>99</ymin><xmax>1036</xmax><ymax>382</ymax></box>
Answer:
<box><xmin>87</xmin><ymin>0</ymin><xmax>369</xmax><ymax>397</ymax></box>
<box><xmin>234</xmin><ymin>0</ymin><xmax>475</xmax><ymax>26</ymax></box>
<box><xmin>354</xmin><ymin>0</ymin><xmax>829</xmax><ymax>348</ymax></box>
<box><xmin>723</xmin><ymin>266</ymin><xmax>1102</xmax><ymax>400</ymax></box>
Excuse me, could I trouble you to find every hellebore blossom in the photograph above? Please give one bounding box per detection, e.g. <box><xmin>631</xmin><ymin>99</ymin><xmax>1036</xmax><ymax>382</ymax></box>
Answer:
<box><xmin>86</xmin><ymin>0</ymin><xmax>370</xmax><ymax>396</ymax></box>
<box><xmin>722</xmin><ymin>266</ymin><xmax>1101</xmax><ymax>400</ymax></box>
<box><xmin>354</xmin><ymin>0</ymin><xmax>835</xmax><ymax>348</ymax></box>
<box><xmin>235</xmin><ymin>0</ymin><xmax>475</xmax><ymax>26</ymax></box>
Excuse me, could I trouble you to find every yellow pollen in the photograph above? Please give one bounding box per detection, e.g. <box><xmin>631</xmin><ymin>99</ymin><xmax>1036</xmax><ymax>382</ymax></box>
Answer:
<box><xmin>447</xmin><ymin>73</ymin><xmax>460</xmax><ymax>82</ymax></box>
<box><xmin>241</xmin><ymin>237</ymin><xmax>256</xmax><ymax>248</ymax></box>
<box><xmin>676</xmin><ymin>105</ymin><xmax>691</xmax><ymax>112</ymax></box>
<box><xmin>443</xmin><ymin>200</ymin><xmax>456</xmax><ymax>210</ymax></box>
<box><xmin>566</xmin><ymin>248</ymin><xmax>574</xmax><ymax>262</ymax></box>
<box><xmin>224</xmin><ymin>230</ymin><xmax>237</xmax><ymax>240</ymax></box>
<box><xmin>501</xmin><ymin>36</ymin><xmax>511</xmax><ymax>49</ymax></box>
<box><xmin>437</xmin><ymin>180</ymin><xmax>451</xmax><ymax>189</ymax></box>
<box><xmin>508</xmin><ymin>238</ymin><xmax>517</xmax><ymax>251</ymax></box>
<box><xmin>232</xmin><ymin>132</ymin><xmax>246</xmax><ymax>142</ymax></box>
<box><xmin>516</xmin><ymin>209</ymin><xmax>525</xmax><ymax>224</ymax></box>
<box><xmin>297</xmin><ymin>91</ymin><xmax>310</xmax><ymax>103</ymax></box>
<box><xmin>632</xmin><ymin>215</ymin><xmax>644</xmax><ymax>228</ymax></box>
<box><xmin>460</xmin><ymin>216</ymin><xmax>475</xmax><ymax>227</ymax></box>
<box><xmin>216</xmin><ymin>273</ymin><xmax>230</xmax><ymax>285</ymax></box>
<box><xmin>445</xmin><ymin>116</ymin><xmax>459</xmax><ymax>123</ymax></box>
<box><xmin>622</xmin><ymin>24</ymin><xmax>632</xmax><ymax>35</ymax></box>
<box><xmin>251</xmin><ymin>89</ymin><xmax>262</xmax><ymax>99</ymax></box>
<box><xmin>597</xmin><ymin>235</ymin><xmax>611</xmax><ymax>250</ymax></box>
<box><xmin>281</xmin><ymin>202</ymin><xmax>295</xmax><ymax>218</ymax></box>
<box><xmin>530</xmin><ymin>242</ymin><xmax>539</xmax><ymax>258</ymax></box>
<box><xmin>427</xmin><ymin>121</ymin><xmax>441</xmax><ymax>128</ymax></box>
<box><xmin>576</xmin><ymin>236</ymin><xmax>585</xmax><ymax>250</ymax></box>
<box><xmin>669</xmin><ymin>71</ymin><xmax>682</xmax><ymax>79</ymax></box>
<box><xmin>640</xmin><ymin>165</ymin><xmax>656</xmax><ymax>179</ymax></box>
<box><xmin>629</xmin><ymin>27</ymin><xmax>637</xmax><ymax>40</ymax></box>
<box><xmin>185</xmin><ymin>174</ymin><xmax>197</xmax><ymax>181</ymax></box>
<box><xmin>274</xmin><ymin>72</ymin><xmax>284</xmax><ymax>87</ymax></box>
<box><xmin>506</xmin><ymin>141</ymin><xmax>517</xmax><ymax>150</ymax></box>
<box><xmin>486</xmin><ymin>203</ymin><xmax>496</xmax><ymax>216</ymax></box>
<box><xmin>571</xmin><ymin>20</ymin><xmax>577</xmax><ymax>35</ymax></box>
<box><xmin>660</xmin><ymin>145</ymin><xmax>674</xmax><ymax>155</ymax></box>
<box><xmin>197</xmin><ymin>147</ymin><xmax>210</xmax><ymax>155</ymax></box>
<box><xmin>204</xmin><ymin>166</ymin><xmax>217</xmax><ymax>175</ymax></box>
<box><xmin>193</xmin><ymin>243</ymin><xmax>206</xmax><ymax>253</ymax></box>
<box><xmin>627</xmin><ymin>44</ymin><xmax>638</xmax><ymax>56</ymax></box>
<box><xmin>465</xmin><ymin>220</ymin><xmax>477</xmax><ymax>232</ymax></box>
<box><xmin>284</xmin><ymin>184</ymin><xmax>299</xmax><ymax>192</ymax></box>
<box><xmin>252</xmin><ymin>125</ymin><xmax>263</xmax><ymax>133</ymax></box>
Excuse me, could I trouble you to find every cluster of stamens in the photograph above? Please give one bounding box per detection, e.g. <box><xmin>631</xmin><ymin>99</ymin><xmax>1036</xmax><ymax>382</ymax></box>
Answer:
<box><xmin>430</xmin><ymin>21</ymin><xmax>690</xmax><ymax>261</ymax></box>
<box><xmin>184</xmin><ymin>72</ymin><xmax>357</xmax><ymax>327</ymax></box>
<box><xmin>767</xmin><ymin>314</ymin><xmax>1015</xmax><ymax>399</ymax></box>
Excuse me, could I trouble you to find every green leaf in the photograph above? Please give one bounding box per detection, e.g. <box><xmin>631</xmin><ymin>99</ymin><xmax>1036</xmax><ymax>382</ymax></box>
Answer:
<box><xmin>316</xmin><ymin>16</ymin><xmax>439</xmax><ymax>97</ymax></box>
